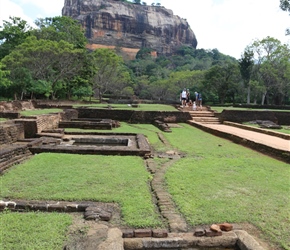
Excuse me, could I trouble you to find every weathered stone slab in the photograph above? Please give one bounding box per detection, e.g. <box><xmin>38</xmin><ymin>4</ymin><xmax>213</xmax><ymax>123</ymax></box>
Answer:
<box><xmin>134</xmin><ymin>229</ymin><xmax>152</xmax><ymax>238</ymax></box>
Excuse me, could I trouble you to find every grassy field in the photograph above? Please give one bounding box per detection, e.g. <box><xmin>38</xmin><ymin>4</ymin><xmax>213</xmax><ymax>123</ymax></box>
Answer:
<box><xmin>72</xmin><ymin>103</ymin><xmax>178</xmax><ymax>111</ymax></box>
<box><xmin>18</xmin><ymin>104</ymin><xmax>177</xmax><ymax>117</ymax></box>
<box><xmin>163</xmin><ymin>123</ymin><xmax>289</xmax><ymax>250</ymax></box>
<box><xmin>0</xmin><ymin>122</ymin><xmax>289</xmax><ymax>249</ymax></box>
<box><xmin>20</xmin><ymin>109</ymin><xmax>63</xmax><ymax>116</ymax></box>
<box><xmin>1</xmin><ymin>211</ymin><xmax>71</xmax><ymax>250</ymax></box>
<box><xmin>242</xmin><ymin>122</ymin><xmax>290</xmax><ymax>135</ymax></box>
<box><xmin>211</xmin><ymin>106</ymin><xmax>290</xmax><ymax>113</ymax></box>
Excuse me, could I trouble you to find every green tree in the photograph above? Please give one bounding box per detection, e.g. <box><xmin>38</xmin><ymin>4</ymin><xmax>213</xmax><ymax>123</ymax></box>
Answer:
<box><xmin>204</xmin><ymin>63</ymin><xmax>241</xmax><ymax>104</ymax></box>
<box><xmin>280</xmin><ymin>0</ymin><xmax>290</xmax><ymax>12</ymax></box>
<box><xmin>33</xmin><ymin>16</ymin><xmax>87</xmax><ymax>48</ymax></box>
<box><xmin>133</xmin><ymin>0</ymin><xmax>141</xmax><ymax>4</ymax></box>
<box><xmin>248</xmin><ymin>36</ymin><xmax>290</xmax><ymax>105</ymax></box>
<box><xmin>0</xmin><ymin>62</ymin><xmax>11</xmax><ymax>89</ymax></box>
<box><xmin>91</xmin><ymin>48</ymin><xmax>131</xmax><ymax>102</ymax></box>
<box><xmin>239</xmin><ymin>49</ymin><xmax>254</xmax><ymax>104</ymax></box>
<box><xmin>2</xmin><ymin>36</ymin><xmax>86</xmax><ymax>99</ymax></box>
<box><xmin>0</xmin><ymin>17</ymin><xmax>32</xmax><ymax>59</ymax></box>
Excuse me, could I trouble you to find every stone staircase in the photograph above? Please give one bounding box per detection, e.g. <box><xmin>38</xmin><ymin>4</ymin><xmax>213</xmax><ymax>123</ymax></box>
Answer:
<box><xmin>178</xmin><ymin>105</ymin><xmax>221</xmax><ymax>124</ymax></box>
<box><xmin>188</xmin><ymin>110</ymin><xmax>220</xmax><ymax>124</ymax></box>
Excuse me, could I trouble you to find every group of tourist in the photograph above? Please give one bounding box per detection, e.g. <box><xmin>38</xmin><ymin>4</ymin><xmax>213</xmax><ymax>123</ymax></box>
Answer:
<box><xmin>180</xmin><ymin>88</ymin><xmax>202</xmax><ymax>110</ymax></box>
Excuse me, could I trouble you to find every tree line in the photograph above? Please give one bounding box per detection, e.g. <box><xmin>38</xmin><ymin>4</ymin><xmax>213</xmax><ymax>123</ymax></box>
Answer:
<box><xmin>0</xmin><ymin>8</ymin><xmax>289</xmax><ymax>105</ymax></box>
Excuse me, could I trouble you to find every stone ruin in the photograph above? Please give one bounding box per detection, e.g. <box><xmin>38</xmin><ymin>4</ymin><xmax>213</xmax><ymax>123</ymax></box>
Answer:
<box><xmin>0</xmin><ymin>102</ymin><xmax>269</xmax><ymax>250</ymax></box>
<box><xmin>0</xmin><ymin>108</ymin><xmax>151</xmax><ymax>174</ymax></box>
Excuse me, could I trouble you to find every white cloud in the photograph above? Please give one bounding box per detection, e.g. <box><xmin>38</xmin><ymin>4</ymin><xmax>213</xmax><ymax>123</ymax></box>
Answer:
<box><xmin>0</xmin><ymin>0</ymin><xmax>34</xmax><ymax>26</ymax></box>
<box><xmin>14</xmin><ymin>0</ymin><xmax>63</xmax><ymax>16</ymax></box>
<box><xmin>0</xmin><ymin>0</ymin><xmax>63</xmax><ymax>27</ymax></box>
<box><xmin>158</xmin><ymin>0</ymin><xmax>290</xmax><ymax>58</ymax></box>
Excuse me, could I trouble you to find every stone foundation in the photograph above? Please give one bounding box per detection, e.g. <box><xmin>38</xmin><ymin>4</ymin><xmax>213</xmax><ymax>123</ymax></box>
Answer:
<box><xmin>217</xmin><ymin>110</ymin><xmax>290</xmax><ymax>125</ymax></box>
<box><xmin>0</xmin><ymin>122</ymin><xmax>24</xmax><ymax>144</ymax></box>
<box><xmin>0</xmin><ymin>145</ymin><xmax>32</xmax><ymax>173</ymax></box>
<box><xmin>77</xmin><ymin>108</ymin><xmax>192</xmax><ymax>123</ymax></box>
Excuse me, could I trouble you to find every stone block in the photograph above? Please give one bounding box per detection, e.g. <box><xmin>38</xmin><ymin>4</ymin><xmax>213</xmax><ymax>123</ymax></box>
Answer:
<box><xmin>31</xmin><ymin>204</ymin><xmax>47</xmax><ymax>211</ymax></box>
<box><xmin>7</xmin><ymin>202</ymin><xmax>16</xmax><ymax>209</ymax></box>
<box><xmin>47</xmin><ymin>204</ymin><xmax>65</xmax><ymax>212</ymax></box>
<box><xmin>65</xmin><ymin>204</ymin><xmax>78</xmax><ymax>212</ymax></box>
<box><xmin>15</xmin><ymin>202</ymin><xmax>29</xmax><ymax>210</ymax></box>
<box><xmin>205</xmin><ymin>228</ymin><xmax>222</xmax><ymax>237</ymax></box>
<box><xmin>152</xmin><ymin>229</ymin><xmax>168</xmax><ymax>238</ymax></box>
<box><xmin>122</xmin><ymin>229</ymin><xmax>134</xmax><ymax>238</ymax></box>
<box><xmin>134</xmin><ymin>229</ymin><xmax>152</xmax><ymax>238</ymax></box>
<box><xmin>0</xmin><ymin>202</ymin><xmax>6</xmax><ymax>210</ymax></box>
<box><xmin>218</xmin><ymin>222</ymin><xmax>233</xmax><ymax>231</ymax></box>
<box><xmin>99</xmin><ymin>211</ymin><xmax>112</xmax><ymax>221</ymax></box>
<box><xmin>77</xmin><ymin>203</ymin><xmax>90</xmax><ymax>211</ymax></box>
<box><xmin>194</xmin><ymin>228</ymin><xmax>205</xmax><ymax>237</ymax></box>
<box><xmin>210</xmin><ymin>224</ymin><xmax>221</xmax><ymax>232</ymax></box>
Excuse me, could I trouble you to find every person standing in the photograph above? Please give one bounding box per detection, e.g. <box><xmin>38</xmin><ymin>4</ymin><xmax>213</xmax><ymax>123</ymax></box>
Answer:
<box><xmin>180</xmin><ymin>88</ymin><xmax>187</xmax><ymax>107</ymax></box>
<box><xmin>186</xmin><ymin>89</ymin><xmax>190</xmax><ymax>105</ymax></box>
<box><xmin>194</xmin><ymin>92</ymin><xmax>199</xmax><ymax>106</ymax></box>
<box><xmin>198</xmin><ymin>92</ymin><xmax>202</xmax><ymax>110</ymax></box>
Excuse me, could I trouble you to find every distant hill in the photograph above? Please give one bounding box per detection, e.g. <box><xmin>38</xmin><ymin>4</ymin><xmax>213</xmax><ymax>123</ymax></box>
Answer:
<box><xmin>62</xmin><ymin>0</ymin><xmax>197</xmax><ymax>59</ymax></box>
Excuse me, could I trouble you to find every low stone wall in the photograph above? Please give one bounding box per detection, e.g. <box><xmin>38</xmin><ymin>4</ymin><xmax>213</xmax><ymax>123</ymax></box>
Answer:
<box><xmin>0</xmin><ymin>123</ymin><xmax>24</xmax><ymax>144</ymax></box>
<box><xmin>77</xmin><ymin>108</ymin><xmax>192</xmax><ymax>123</ymax></box>
<box><xmin>15</xmin><ymin>114</ymin><xmax>60</xmax><ymax>138</ymax></box>
<box><xmin>60</xmin><ymin>109</ymin><xmax>78</xmax><ymax>121</ymax></box>
<box><xmin>217</xmin><ymin>110</ymin><xmax>290</xmax><ymax>125</ymax></box>
<box><xmin>0</xmin><ymin>100</ymin><xmax>34</xmax><ymax>111</ymax></box>
<box><xmin>0</xmin><ymin>145</ymin><xmax>32</xmax><ymax>173</ymax></box>
<box><xmin>0</xmin><ymin>112</ymin><xmax>20</xmax><ymax>119</ymax></box>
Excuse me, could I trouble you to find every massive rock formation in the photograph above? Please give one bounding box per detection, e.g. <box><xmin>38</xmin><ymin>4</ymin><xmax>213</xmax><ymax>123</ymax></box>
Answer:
<box><xmin>62</xmin><ymin>0</ymin><xmax>197</xmax><ymax>58</ymax></box>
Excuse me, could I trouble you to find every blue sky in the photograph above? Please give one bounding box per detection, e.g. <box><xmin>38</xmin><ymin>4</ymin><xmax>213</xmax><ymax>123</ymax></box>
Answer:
<box><xmin>1</xmin><ymin>0</ymin><xmax>289</xmax><ymax>59</ymax></box>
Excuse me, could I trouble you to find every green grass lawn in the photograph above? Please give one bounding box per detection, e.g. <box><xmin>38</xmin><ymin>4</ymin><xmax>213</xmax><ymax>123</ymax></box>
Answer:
<box><xmin>0</xmin><ymin>123</ymin><xmax>289</xmax><ymax>249</ymax></box>
<box><xmin>0</xmin><ymin>118</ymin><xmax>7</xmax><ymax>122</ymax></box>
<box><xmin>0</xmin><ymin>154</ymin><xmax>162</xmax><ymax>228</ymax></box>
<box><xmin>243</xmin><ymin>122</ymin><xmax>290</xmax><ymax>135</ymax></box>
<box><xmin>0</xmin><ymin>211</ymin><xmax>71</xmax><ymax>250</ymax></box>
<box><xmin>163</xmin><ymin>124</ymin><xmax>290</xmax><ymax>250</ymax></box>
<box><xmin>20</xmin><ymin>109</ymin><xmax>63</xmax><ymax>116</ymax></box>
<box><xmin>73</xmin><ymin>103</ymin><xmax>178</xmax><ymax>111</ymax></box>
<box><xmin>211</xmin><ymin>106</ymin><xmax>290</xmax><ymax>113</ymax></box>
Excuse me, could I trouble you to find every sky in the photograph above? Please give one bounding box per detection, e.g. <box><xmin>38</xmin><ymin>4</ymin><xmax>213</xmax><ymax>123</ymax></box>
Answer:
<box><xmin>1</xmin><ymin>0</ymin><xmax>289</xmax><ymax>59</ymax></box>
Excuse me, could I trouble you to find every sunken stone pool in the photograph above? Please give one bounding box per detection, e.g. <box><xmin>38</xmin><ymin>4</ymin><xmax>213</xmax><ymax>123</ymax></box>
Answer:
<box><xmin>71</xmin><ymin>137</ymin><xmax>130</xmax><ymax>147</ymax></box>
<box><xmin>28</xmin><ymin>133</ymin><xmax>151</xmax><ymax>157</ymax></box>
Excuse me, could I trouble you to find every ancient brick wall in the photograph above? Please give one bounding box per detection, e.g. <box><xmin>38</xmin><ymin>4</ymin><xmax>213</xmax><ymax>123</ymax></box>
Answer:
<box><xmin>15</xmin><ymin>114</ymin><xmax>60</xmax><ymax>138</ymax></box>
<box><xmin>76</xmin><ymin>108</ymin><xmax>192</xmax><ymax>123</ymax></box>
<box><xmin>0</xmin><ymin>112</ymin><xmax>20</xmax><ymax>119</ymax></box>
<box><xmin>0</xmin><ymin>145</ymin><xmax>32</xmax><ymax>173</ymax></box>
<box><xmin>0</xmin><ymin>123</ymin><xmax>24</xmax><ymax>144</ymax></box>
<box><xmin>217</xmin><ymin>110</ymin><xmax>290</xmax><ymax>125</ymax></box>
<box><xmin>60</xmin><ymin>109</ymin><xmax>79</xmax><ymax>121</ymax></box>
<box><xmin>0</xmin><ymin>101</ymin><xmax>34</xmax><ymax>111</ymax></box>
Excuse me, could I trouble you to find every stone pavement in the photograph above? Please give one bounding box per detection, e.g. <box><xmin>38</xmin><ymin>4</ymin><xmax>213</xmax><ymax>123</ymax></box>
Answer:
<box><xmin>203</xmin><ymin>124</ymin><xmax>289</xmax><ymax>151</ymax></box>
<box><xmin>187</xmin><ymin>120</ymin><xmax>290</xmax><ymax>163</ymax></box>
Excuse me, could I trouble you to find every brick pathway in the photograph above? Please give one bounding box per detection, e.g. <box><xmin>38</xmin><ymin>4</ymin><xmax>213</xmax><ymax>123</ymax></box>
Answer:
<box><xmin>202</xmin><ymin>124</ymin><xmax>290</xmax><ymax>152</ymax></box>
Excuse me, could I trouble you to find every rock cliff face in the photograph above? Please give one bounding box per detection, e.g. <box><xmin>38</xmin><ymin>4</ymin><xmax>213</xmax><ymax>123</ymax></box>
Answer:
<box><xmin>62</xmin><ymin>0</ymin><xmax>197</xmax><ymax>57</ymax></box>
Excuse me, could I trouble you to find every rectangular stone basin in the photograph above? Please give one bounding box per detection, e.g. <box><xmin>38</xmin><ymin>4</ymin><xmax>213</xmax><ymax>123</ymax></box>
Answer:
<box><xmin>72</xmin><ymin>137</ymin><xmax>129</xmax><ymax>146</ymax></box>
<box><xmin>29</xmin><ymin>132</ymin><xmax>151</xmax><ymax>157</ymax></box>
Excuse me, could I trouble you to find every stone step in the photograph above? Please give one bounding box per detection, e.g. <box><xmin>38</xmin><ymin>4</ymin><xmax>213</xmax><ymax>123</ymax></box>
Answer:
<box><xmin>192</xmin><ymin>117</ymin><xmax>220</xmax><ymax>122</ymax></box>
<box><xmin>189</xmin><ymin>113</ymin><xmax>215</xmax><ymax>117</ymax></box>
<box><xmin>36</xmin><ymin>133</ymin><xmax>64</xmax><ymax>138</ymax></box>
<box><xmin>189</xmin><ymin>117</ymin><xmax>221</xmax><ymax>124</ymax></box>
